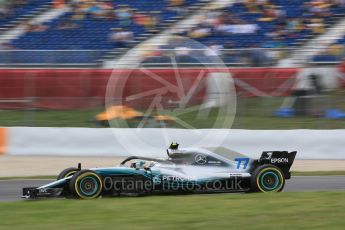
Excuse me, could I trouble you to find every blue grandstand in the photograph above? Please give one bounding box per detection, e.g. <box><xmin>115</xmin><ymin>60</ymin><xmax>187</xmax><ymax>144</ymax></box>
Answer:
<box><xmin>0</xmin><ymin>0</ymin><xmax>53</xmax><ymax>27</ymax></box>
<box><xmin>0</xmin><ymin>0</ymin><xmax>344</xmax><ymax>66</ymax></box>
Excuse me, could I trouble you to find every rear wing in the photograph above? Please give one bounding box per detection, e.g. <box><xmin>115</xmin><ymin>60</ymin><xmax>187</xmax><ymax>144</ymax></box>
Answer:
<box><xmin>253</xmin><ymin>151</ymin><xmax>297</xmax><ymax>179</ymax></box>
<box><xmin>259</xmin><ymin>151</ymin><xmax>297</xmax><ymax>166</ymax></box>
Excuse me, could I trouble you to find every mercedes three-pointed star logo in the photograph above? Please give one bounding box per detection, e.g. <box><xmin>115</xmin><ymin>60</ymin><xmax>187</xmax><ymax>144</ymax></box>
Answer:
<box><xmin>195</xmin><ymin>154</ymin><xmax>207</xmax><ymax>165</ymax></box>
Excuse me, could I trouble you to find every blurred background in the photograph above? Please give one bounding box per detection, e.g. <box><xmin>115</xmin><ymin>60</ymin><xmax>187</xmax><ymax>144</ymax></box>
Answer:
<box><xmin>0</xmin><ymin>0</ymin><xmax>345</xmax><ymax>129</ymax></box>
<box><xmin>1</xmin><ymin>2</ymin><xmax>345</xmax><ymax>225</ymax></box>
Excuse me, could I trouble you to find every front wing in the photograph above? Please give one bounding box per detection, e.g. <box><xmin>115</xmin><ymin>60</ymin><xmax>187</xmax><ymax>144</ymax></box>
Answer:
<box><xmin>22</xmin><ymin>187</ymin><xmax>64</xmax><ymax>199</ymax></box>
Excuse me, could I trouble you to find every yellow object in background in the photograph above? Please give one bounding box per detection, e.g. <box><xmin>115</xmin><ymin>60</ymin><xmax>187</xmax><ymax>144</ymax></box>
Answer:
<box><xmin>95</xmin><ymin>106</ymin><xmax>176</xmax><ymax>125</ymax></box>
<box><xmin>154</xmin><ymin>115</ymin><xmax>176</xmax><ymax>122</ymax></box>
<box><xmin>95</xmin><ymin>106</ymin><xmax>143</xmax><ymax>121</ymax></box>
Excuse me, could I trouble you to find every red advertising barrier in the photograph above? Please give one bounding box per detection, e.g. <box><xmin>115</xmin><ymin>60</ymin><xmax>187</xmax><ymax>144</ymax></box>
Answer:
<box><xmin>0</xmin><ymin>68</ymin><xmax>298</xmax><ymax>109</ymax></box>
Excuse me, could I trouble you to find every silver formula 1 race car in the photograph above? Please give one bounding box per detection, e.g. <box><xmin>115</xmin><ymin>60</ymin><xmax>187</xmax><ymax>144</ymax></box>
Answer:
<box><xmin>22</xmin><ymin>143</ymin><xmax>296</xmax><ymax>199</ymax></box>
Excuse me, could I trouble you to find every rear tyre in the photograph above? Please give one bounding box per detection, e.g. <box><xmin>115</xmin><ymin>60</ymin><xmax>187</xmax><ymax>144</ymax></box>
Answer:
<box><xmin>57</xmin><ymin>167</ymin><xmax>79</xmax><ymax>180</ymax></box>
<box><xmin>69</xmin><ymin>170</ymin><xmax>103</xmax><ymax>199</ymax></box>
<box><xmin>250</xmin><ymin>165</ymin><xmax>285</xmax><ymax>193</ymax></box>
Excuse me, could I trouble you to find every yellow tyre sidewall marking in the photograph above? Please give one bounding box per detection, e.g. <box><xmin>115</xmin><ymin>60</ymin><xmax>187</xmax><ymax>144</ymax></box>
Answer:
<box><xmin>74</xmin><ymin>172</ymin><xmax>103</xmax><ymax>199</ymax></box>
<box><xmin>65</xmin><ymin>171</ymin><xmax>77</xmax><ymax>178</ymax></box>
<box><xmin>256</xmin><ymin>167</ymin><xmax>284</xmax><ymax>193</ymax></box>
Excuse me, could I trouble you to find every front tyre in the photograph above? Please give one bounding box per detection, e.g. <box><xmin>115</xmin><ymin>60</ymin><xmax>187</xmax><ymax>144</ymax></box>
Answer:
<box><xmin>57</xmin><ymin>167</ymin><xmax>79</xmax><ymax>180</ymax></box>
<box><xmin>69</xmin><ymin>170</ymin><xmax>103</xmax><ymax>199</ymax></box>
<box><xmin>251</xmin><ymin>165</ymin><xmax>285</xmax><ymax>193</ymax></box>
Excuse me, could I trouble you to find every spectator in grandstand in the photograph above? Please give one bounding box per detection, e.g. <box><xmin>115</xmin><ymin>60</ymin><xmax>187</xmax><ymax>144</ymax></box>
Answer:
<box><xmin>267</xmin><ymin>23</ymin><xmax>287</xmax><ymax>39</ymax></box>
<box><xmin>286</xmin><ymin>18</ymin><xmax>305</xmax><ymax>34</ymax></box>
<box><xmin>169</xmin><ymin>0</ymin><xmax>184</xmax><ymax>7</ymax></box>
<box><xmin>188</xmin><ymin>24</ymin><xmax>211</xmax><ymax>38</ymax></box>
<box><xmin>84</xmin><ymin>1</ymin><xmax>114</xmax><ymax>19</ymax></box>
<box><xmin>309</xmin><ymin>0</ymin><xmax>332</xmax><ymax>18</ymax></box>
<box><xmin>258</xmin><ymin>5</ymin><xmax>277</xmax><ymax>22</ymax></box>
<box><xmin>307</xmin><ymin>18</ymin><xmax>325</xmax><ymax>34</ymax></box>
<box><xmin>67</xmin><ymin>0</ymin><xmax>82</xmax><ymax>9</ymax></box>
<box><xmin>25</xmin><ymin>22</ymin><xmax>49</xmax><ymax>32</ymax></box>
<box><xmin>203</xmin><ymin>11</ymin><xmax>222</xmax><ymax>27</ymax></box>
<box><xmin>221</xmin><ymin>12</ymin><xmax>245</xmax><ymax>26</ymax></box>
<box><xmin>68</xmin><ymin>2</ymin><xmax>87</xmax><ymax>22</ymax></box>
<box><xmin>0</xmin><ymin>0</ymin><xmax>28</xmax><ymax>19</ymax></box>
<box><xmin>192</xmin><ymin>10</ymin><xmax>259</xmax><ymax>35</ymax></box>
<box><xmin>243</xmin><ymin>0</ymin><xmax>260</xmax><ymax>13</ymax></box>
<box><xmin>167</xmin><ymin>0</ymin><xmax>188</xmax><ymax>16</ymax></box>
<box><xmin>133</xmin><ymin>10</ymin><xmax>148</xmax><ymax>26</ymax></box>
<box><xmin>99</xmin><ymin>0</ymin><xmax>115</xmax><ymax>19</ymax></box>
<box><xmin>53</xmin><ymin>0</ymin><xmax>65</xmax><ymax>9</ymax></box>
<box><xmin>258</xmin><ymin>3</ymin><xmax>286</xmax><ymax>22</ymax></box>
<box><xmin>216</xmin><ymin>20</ymin><xmax>259</xmax><ymax>34</ymax></box>
<box><xmin>57</xmin><ymin>18</ymin><xmax>80</xmax><ymax>30</ymax></box>
<box><xmin>116</xmin><ymin>5</ymin><xmax>133</xmax><ymax>27</ymax></box>
<box><xmin>108</xmin><ymin>28</ymin><xmax>133</xmax><ymax>48</ymax></box>
<box><xmin>66</xmin><ymin>0</ymin><xmax>114</xmax><ymax>20</ymax></box>
<box><xmin>143</xmin><ymin>11</ymin><xmax>160</xmax><ymax>33</ymax></box>
<box><xmin>85</xmin><ymin>2</ymin><xmax>104</xmax><ymax>18</ymax></box>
